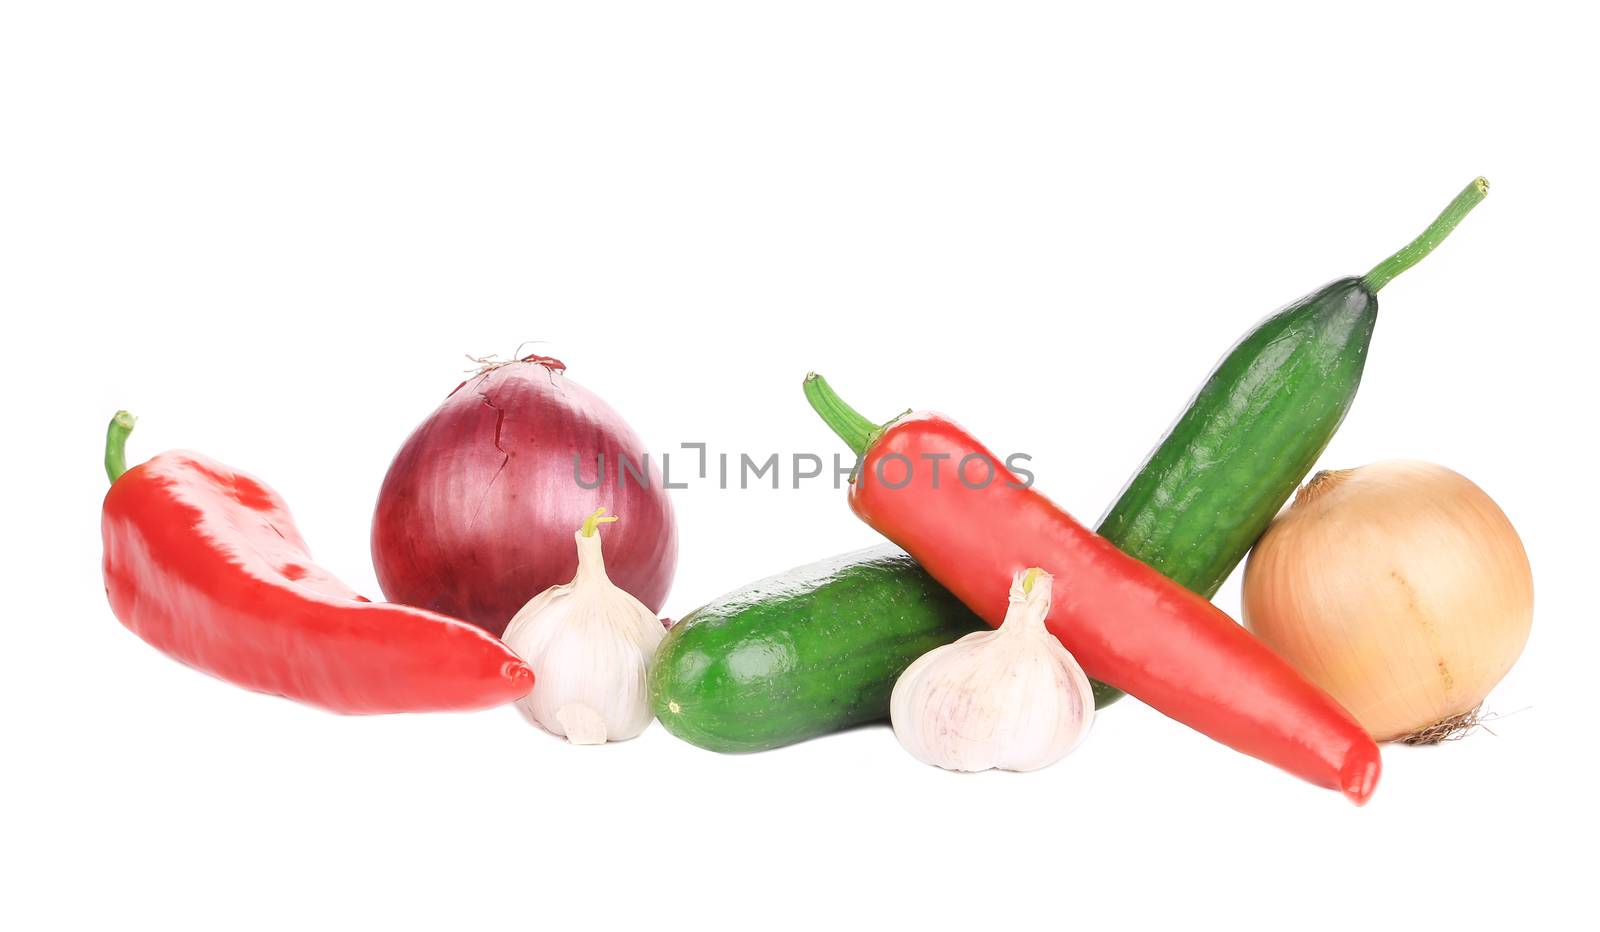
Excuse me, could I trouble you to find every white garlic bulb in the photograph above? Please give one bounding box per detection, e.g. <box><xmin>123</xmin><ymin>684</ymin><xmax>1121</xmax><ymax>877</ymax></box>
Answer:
<box><xmin>890</xmin><ymin>568</ymin><xmax>1094</xmax><ymax>772</ymax></box>
<box><xmin>501</xmin><ymin>509</ymin><xmax>666</xmax><ymax>744</ymax></box>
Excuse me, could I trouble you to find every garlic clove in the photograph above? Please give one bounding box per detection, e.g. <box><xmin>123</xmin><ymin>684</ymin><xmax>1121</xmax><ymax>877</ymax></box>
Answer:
<box><xmin>556</xmin><ymin>705</ymin><xmax>609</xmax><ymax>745</ymax></box>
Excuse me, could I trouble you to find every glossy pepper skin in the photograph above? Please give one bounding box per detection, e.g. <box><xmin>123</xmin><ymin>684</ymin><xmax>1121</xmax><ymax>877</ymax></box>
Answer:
<box><xmin>804</xmin><ymin>379</ymin><xmax>1381</xmax><ymax>803</ymax></box>
<box><xmin>101</xmin><ymin>413</ymin><xmax>534</xmax><ymax>714</ymax></box>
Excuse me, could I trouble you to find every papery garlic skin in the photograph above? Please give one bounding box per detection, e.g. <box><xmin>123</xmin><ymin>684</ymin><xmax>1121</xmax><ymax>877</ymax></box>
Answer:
<box><xmin>890</xmin><ymin>569</ymin><xmax>1095</xmax><ymax>772</ymax></box>
<box><xmin>501</xmin><ymin>511</ymin><xmax>666</xmax><ymax>744</ymax></box>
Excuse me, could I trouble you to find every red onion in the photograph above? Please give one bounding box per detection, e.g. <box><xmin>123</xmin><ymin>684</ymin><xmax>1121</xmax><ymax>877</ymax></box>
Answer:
<box><xmin>372</xmin><ymin>355</ymin><xmax>677</xmax><ymax>636</ymax></box>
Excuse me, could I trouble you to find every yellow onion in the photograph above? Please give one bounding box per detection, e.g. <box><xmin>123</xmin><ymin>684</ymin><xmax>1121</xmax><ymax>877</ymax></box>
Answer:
<box><xmin>1242</xmin><ymin>460</ymin><xmax>1532</xmax><ymax>743</ymax></box>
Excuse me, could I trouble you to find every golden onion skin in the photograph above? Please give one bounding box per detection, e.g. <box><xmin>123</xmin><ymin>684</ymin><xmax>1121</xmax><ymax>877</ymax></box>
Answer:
<box><xmin>1242</xmin><ymin>460</ymin><xmax>1532</xmax><ymax>742</ymax></box>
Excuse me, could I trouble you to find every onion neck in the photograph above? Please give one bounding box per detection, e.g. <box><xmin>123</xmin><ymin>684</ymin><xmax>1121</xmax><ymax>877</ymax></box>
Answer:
<box><xmin>1294</xmin><ymin>469</ymin><xmax>1354</xmax><ymax>507</ymax></box>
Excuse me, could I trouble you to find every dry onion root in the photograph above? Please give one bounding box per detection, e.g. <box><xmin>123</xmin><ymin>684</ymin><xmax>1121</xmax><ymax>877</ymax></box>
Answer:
<box><xmin>1242</xmin><ymin>461</ymin><xmax>1532</xmax><ymax>744</ymax></box>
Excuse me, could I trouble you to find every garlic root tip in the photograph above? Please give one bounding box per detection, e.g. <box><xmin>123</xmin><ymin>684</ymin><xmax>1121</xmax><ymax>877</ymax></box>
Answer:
<box><xmin>557</xmin><ymin>704</ymin><xmax>609</xmax><ymax>744</ymax></box>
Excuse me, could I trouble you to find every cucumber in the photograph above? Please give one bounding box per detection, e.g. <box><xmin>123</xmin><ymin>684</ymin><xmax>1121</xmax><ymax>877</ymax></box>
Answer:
<box><xmin>1098</xmin><ymin>277</ymin><xmax>1377</xmax><ymax>600</ymax></box>
<box><xmin>1086</xmin><ymin>278</ymin><xmax>1375</xmax><ymax>704</ymax></box>
<box><xmin>650</xmin><ymin>545</ymin><xmax>986</xmax><ymax>752</ymax></box>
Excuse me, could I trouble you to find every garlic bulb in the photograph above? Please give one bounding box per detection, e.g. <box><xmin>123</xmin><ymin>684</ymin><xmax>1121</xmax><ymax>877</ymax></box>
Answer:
<box><xmin>501</xmin><ymin>508</ymin><xmax>666</xmax><ymax>744</ymax></box>
<box><xmin>890</xmin><ymin>568</ymin><xmax>1095</xmax><ymax>772</ymax></box>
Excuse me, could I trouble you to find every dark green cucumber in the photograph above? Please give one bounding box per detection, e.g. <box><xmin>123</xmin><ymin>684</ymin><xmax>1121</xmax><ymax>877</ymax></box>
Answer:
<box><xmin>1096</xmin><ymin>276</ymin><xmax>1376</xmax><ymax>599</ymax></box>
<box><xmin>650</xmin><ymin>545</ymin><xmax>986</xmax><ymax>752</ymax></box>
<box><xmin>1091</xmin><ymin>176</ymin><xmax>1489</xmax><ymax>704</ymax></box>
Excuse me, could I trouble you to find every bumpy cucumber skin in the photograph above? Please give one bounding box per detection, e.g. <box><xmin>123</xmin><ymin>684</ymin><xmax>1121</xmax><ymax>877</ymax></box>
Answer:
<box><xmin>1092</xmin><ymin>278</ymin><xmax>1378</xmax><ymax>702</ymax></box>
<box><xmin>650</xmin><ymin>545</ymin><xmax>987</xmax><ymax>753</ymax></box>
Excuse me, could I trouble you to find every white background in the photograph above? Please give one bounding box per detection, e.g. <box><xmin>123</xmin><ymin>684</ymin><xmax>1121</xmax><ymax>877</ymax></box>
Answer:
<box><xmin>4</xmin><ymin>2</ymin><xmax>1596</xmax><ymax>929</ymax></box>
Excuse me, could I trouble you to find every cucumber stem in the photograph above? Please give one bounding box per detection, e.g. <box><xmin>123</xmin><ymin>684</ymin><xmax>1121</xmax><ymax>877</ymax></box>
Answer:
<box><xmin>105</xmin><ymin>411</ymin><xmax>137</xmax><ymax>484</ymax></box>
<box><xmin>1362</xmin><ymin>177</ymin><xmax>1489</xmax><ymax>293</ymax></box>
<box><xmin>581</xmin><ymin>507</ymin><xmax>619</xmax><ymax>537</ymax></box>
<box><xmin>803</xmin><ymin>373</ymin><xmax>883</xmax><ymax>457</ymax></box>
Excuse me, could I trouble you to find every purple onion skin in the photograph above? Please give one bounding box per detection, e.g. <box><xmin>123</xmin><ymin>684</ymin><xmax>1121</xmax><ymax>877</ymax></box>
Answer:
<box><xmin>372</xmin><ymin>358</ymin><xmax>677</xmax><ymax>636</ymax></box>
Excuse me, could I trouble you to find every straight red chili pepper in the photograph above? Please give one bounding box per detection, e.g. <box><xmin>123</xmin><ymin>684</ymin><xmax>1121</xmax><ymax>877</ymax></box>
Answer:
<box><xmin>804</xmin><ymin>376</ymin><xmax>1381</xmax><ymax>803</ymax></box>
<box><xmin>101</xmin><ymin>412</ymin><xmax>533</xmax><ymax>714</ymax></box>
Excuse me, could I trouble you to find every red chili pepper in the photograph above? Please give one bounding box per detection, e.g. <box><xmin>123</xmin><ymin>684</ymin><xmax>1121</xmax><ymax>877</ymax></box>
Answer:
<box><xmin>804</xmin><ymin>376</ymin><xmax>1381</xmax><ymax>803</ymax></box>
<box><xmin>100</xmin><ymin>412</ymin><xmax>533</xmax><ymax>714</ymax></box>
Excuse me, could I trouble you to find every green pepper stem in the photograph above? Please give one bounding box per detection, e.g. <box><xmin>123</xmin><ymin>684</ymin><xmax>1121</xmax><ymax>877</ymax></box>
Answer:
<box><xmin>803</xmin><ymin>373</ymin><xmax>886</xmax><ymax>457</ymax></box>
<box><xmin>1362</xmin><ymin>177</ymin><xmax>1489</xmax><ymax>293</ymax></box>
<box><xmin>105</xmin><ymin>411</ymin><xmax>137</xmax><ymax>484</ymax></box>
<box><xmin>581</xmin><ymin>507</ymin><xmax>619</xmax><ymax>537</ymax></box>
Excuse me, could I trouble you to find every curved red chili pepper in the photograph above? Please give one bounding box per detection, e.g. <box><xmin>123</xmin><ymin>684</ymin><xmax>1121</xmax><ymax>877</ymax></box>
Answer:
<box><xmin>101</xmin><ymin>412</ymin><xmax>533</xmax><ymax>714</ymax></box>
<box><xmin>804</xmin><ymin>377</ymin><xmax>1381</xmax><ymax>803</ymax></box>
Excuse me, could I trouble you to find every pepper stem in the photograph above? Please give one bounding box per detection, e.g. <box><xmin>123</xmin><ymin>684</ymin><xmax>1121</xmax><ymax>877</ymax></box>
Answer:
<box><xmin>803</xmin><ymin>373</ymin><xmax>890</xmax><ymax>457</ymax></box>
<box><xmin>105</xmin><ymin>411</ymin><xmax>137</xmax><ymax>484</ymax></box>
<box><xmin>581</xmin><ymin>507</ymin><xmax>619</xmax><ymax>537</ymax></box>
<box><xmin>1361</xmin><ymin>177</ymin><xmax>1489</xmax><ymax>293</ymax></box>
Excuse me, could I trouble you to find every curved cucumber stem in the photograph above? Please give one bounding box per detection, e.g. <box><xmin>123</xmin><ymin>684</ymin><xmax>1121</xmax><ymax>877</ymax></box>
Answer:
<box><xmin>803</xmin><ymin>373</ymin><xmax>889</xmax><ymax>457</ymax></box>
<box><xmin>105</xmin><ymin>411</ymin><xmax>137</xmax><ymax>484</ymax></box>
<box><xmin>1362</xmin><ymin>177</ymin><xmax>1489</xmax><ymax>293</ymax></box>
